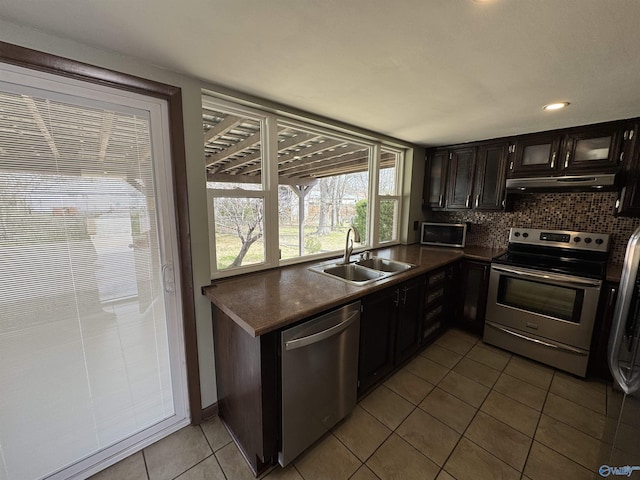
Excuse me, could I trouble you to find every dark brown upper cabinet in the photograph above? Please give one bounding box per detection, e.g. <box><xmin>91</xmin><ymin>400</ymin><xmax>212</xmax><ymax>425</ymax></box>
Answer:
<box><xmin>562</xmin><ymin>124</ymin><xmax>622</xmax><ymax>173</ymax></box>
<box><xmin>616</xmin><ymin>122</ymin><xmax>640</xmax><ymax>216</ymax></box>
<box><xmin>508</xmin><ymin>123</ymin><xmax>623</xmax><ymax>177</ymax></box>
<box><xmin>424</xmin><ymin>149</ymin><xmax>448</xmax><ymax>208</ymax></box>
<box><xmin>508</xmin><ymin>132</ymin><xmax>562</xmax><ymax>177</ymax></box>
<box><xmin>446</xmin><ymin>147</ymin><xmax>476</xmax><ymax>209</ymax></box>
<box><xmin>474</xmin><ymin>142</ymin><xmax>508</xmax><ymax>210</ymax></box>
<box><xmin>425</xmin><ymin>144</ymin><xmax>507</xmax><ymax>211</ymax></box>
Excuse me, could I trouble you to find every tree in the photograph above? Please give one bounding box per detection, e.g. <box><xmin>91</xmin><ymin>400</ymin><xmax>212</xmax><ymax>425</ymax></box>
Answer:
<box><xmin>214</xmin><ymin>197</ymin><xmax>263</xmax><ymax>268</ymax></box>
<box><xmin>315</xmin><ymin>177</ymin><xmax>333</xmax><ymax>235</ymax></box>
<box><xmin>353</xmin><ymin>199</ymin><xmax>395</xmax><ymax>243</ymax></box>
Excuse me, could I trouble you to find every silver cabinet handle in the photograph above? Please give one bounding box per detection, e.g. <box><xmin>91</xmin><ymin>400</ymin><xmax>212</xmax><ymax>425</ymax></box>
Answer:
<box><xmin>550</xmin><ymin>152</ymin><xmax>556</xmax><ymax>169</ymax></box>
<box><xmin>285</xmin><ymin>311</ymin><xmax>359</xmax><ymax>350</ymax></box>
<box><xmin>609</xmin><ymin>287</ymin><xmax>617</xmax><ymax>307</ymax></box>
<box><xmin>475</xmin><ymin>195</ymin><xmax>479</xmax><ymax>208</ymax></box>
<box><xmin>620</xmin><ymin>151</ymin><xmax>625</xmax><ymax>163</ymax></box>
<box><xmin>439</xmin><ymin>194</ymin><xmax>443</xmax><ymax>207</ymax></box>
<box><xmin>401</xmin><ymin>287</ymin><xmax>408</xmax><ymax>305</ymax></box>
<box><xmin>485</xmin><ymin>321</ymin><xmax>587</xmax><ymax>356</ymax></box>
<box><xmin>564</xmin><ymin>151</ymin><xmax>570</xmax><ymax>168</ymax></box>
<box><xmin>509</xmin><ymin>161</ymin><xmax>514</xmax><ymax>170</ymax></box>
<box><xmin>465</xmin><ymin>195</ymin><xmax>470</xmax><ymax>208</ymax></box>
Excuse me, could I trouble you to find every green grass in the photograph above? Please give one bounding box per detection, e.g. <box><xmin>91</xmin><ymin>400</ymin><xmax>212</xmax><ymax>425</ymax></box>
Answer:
<box><xmin>215</xmin><ymin>225</ymin><xmax>354</xmax><ymax>270</ymax></box>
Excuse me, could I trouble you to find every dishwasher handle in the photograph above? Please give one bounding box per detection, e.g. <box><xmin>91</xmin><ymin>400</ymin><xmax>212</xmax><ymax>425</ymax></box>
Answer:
<box><xmin>285</xmin><ymin>311</ymin><xmax>359</xmax><ymax>351</ymax></box>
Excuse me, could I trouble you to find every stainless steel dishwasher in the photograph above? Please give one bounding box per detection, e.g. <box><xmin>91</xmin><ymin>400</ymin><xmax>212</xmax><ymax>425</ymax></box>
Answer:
<box><xmin>279</xmin><ymin>301</ymin><xmax>360</xmax><ymax>466</ymax></box>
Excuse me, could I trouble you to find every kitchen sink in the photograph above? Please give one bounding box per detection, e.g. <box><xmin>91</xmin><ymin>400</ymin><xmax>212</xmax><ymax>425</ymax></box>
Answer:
<box><xmin>309</xmin><ymin>256</ymin><xmax>415</xmax><ymax>285</ymax></box>
<box><xmin>355</xmin><ymin>257</ymin><xmax>415</xmax><ymax>273</ymax></box>
<box><xmin>323</xmin><ymin>264</ymin><xmax>386</xmax><ymax>283</ymax></box>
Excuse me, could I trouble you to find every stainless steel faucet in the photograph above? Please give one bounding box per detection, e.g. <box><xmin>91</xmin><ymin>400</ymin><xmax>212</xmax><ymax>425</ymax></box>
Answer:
<box><xmin>343</xmin><ymin>226</ymin><xmax>361</xmax><ymax>264</ymax></box>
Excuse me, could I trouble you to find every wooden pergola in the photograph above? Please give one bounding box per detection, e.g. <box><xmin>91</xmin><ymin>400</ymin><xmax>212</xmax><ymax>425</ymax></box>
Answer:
<box><xmin>203</xmin><ymin>106</ymin><xmax>396</xmax><ymax>188</ymax></box>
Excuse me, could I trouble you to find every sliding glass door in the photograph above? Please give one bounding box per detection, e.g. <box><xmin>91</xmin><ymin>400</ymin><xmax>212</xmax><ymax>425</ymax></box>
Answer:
<box><xmin>0</xmin><ymin>64</ymin><xmax>188</xmax><ymax>479</ymax></box>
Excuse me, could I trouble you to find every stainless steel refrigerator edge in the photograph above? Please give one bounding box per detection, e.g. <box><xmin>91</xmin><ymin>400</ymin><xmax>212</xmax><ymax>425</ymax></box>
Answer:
<box><xmin>279</xmin><ymin>301</ymin><xmax>360</xmax><ymax>466</ymax></box>
<box><xmin>603</xmin><ymin>225</ymin><xmax>640</xmax><ymax>467</ymax></box>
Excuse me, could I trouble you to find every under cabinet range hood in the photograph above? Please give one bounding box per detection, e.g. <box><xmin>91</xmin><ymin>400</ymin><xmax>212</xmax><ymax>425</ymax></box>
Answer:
<box><xmin>506</xmin><ymin>173</ymin><xmax>617</xmax><ymax>192</ymax></box>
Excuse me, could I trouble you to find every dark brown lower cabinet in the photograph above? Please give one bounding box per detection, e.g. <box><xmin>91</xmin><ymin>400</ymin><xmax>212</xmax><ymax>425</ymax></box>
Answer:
<box><xmin>358</xmin><ymin>276</ymin><xmax>426</xmax><ymax>397</ymax></box>
<box><xmin>358</xmin><ymin>289</ymin><xmax>396</xmax><ymax>396</ymax></box>
<box><xmin>589</xmin><ymin>283</ymin><xmax>618</xmax><ymax>380</ymax></box>
<box><xmin>212</xmin><ymin>306</ymin><xmax>278</xmax><ymax>475</ymax></box>
<box><xmin>394</xmin><ymin>277</ymin><xmax>427</xmax><ymax>365</ymax></box>
<box><xmin>458</xmin><ymin>260</ymin><xmax>490</xmax><ymax>334</ymax></box>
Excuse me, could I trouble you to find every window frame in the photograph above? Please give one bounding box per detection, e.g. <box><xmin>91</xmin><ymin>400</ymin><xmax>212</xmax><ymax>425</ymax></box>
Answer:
<box><xmin>203</xmin><ymin>94</ymin><xmax>406</xmax><ymax>279</ymax></box>
<box><xmin>375</xmin><ymin>146</ymin><xmax>405</xmax><ymax>246</ymax></box>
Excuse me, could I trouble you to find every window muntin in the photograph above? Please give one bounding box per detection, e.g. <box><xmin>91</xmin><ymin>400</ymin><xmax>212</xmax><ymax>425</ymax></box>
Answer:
<box><xmin>203</xmin><ymin>95</ymin><xmax>404</xmax><ymax>276</ymax></box>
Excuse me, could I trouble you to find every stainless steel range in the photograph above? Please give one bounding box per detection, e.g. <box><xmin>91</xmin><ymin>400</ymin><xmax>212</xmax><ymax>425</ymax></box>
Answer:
<box><xmin>484</xmin><ymin>228</ymin><xmax>610</xmax><ymax>377</ymax></box>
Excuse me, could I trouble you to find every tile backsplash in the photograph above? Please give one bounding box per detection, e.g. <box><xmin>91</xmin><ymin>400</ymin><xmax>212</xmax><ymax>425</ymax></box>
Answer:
<box><xmin>430</xmin><ymin>192</ymin><xmax>640</xmax><ymax>264</ymax></box>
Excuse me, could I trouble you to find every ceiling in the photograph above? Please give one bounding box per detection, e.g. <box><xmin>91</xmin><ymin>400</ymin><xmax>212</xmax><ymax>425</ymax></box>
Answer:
<box><xmin>2</xmin><ymin>0</ymin><xmax>640</xmax><ymax>147</ymax></box>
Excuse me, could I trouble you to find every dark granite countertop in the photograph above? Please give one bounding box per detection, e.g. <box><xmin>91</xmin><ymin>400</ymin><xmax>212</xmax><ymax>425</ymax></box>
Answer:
<box><xmin>202</xmin><ymin>244</ymin><xmax>504</xmax><ymax>337</ymax></box>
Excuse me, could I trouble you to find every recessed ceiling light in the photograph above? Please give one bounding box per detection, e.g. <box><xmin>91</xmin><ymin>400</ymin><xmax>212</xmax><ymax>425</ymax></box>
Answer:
<box><xmin>543</xmin><ymin>102</ymin><xmax>570</xmax><ymax>111</ymax></box>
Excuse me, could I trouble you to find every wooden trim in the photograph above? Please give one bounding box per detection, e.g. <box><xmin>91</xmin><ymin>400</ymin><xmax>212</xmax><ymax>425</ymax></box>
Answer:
<box><xmin>201</xmin><ymin>402</ymin><xmax>219</xmax><ymax>422</ymax></box>
<box><xmin>0</xmin><ymin>41</ymin><xmax>202</xmax><ymax>425</ymax></box>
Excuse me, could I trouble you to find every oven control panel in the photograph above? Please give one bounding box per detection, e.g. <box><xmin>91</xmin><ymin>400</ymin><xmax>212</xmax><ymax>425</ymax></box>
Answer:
<box><xmin>509</xmin><ymin>228</ymin><xmax>610</xmax><ymax>252</ymax></box>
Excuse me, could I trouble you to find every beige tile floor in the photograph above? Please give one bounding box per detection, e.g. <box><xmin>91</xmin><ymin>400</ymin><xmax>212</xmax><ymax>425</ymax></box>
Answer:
<box><xmin>91</xmin><ymin>328</ymin><xmax>639</xmax><ymax>480</ymax></box>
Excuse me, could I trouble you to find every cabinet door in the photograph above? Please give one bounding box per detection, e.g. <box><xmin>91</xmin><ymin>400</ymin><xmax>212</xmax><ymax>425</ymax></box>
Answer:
<box><xmin>588</xmin><ymin>284</ymin><xmax>617</xmax><ymax>380</ymax></box>
<box><xmin>424</xmin><ymin>150</ymin><xmax>448</xmax><ymax>208</ymax></box>
<box><xmin>562</xmin><ymin>124</ymin><xmax>622</xmax><ymax>173</ymax></box>
<box><xmin>395</xmin><ymin>278</ymin><xmax>425</xmax><ymax>365</ymax></box>
<box><xmin>446</xmin><ymin>147</ymin><xmax>476</xmax><ymax>209</ymax></box>
<box><xmin>616</xmin><ymin>123</ymin><xmax>640</xmax><ymax>216</ymax></box>
<box><xmin>474</xmin><ymin>143</ymin><xmax>508</xmax><ymax>211</ymax></box>
<box><xmin>358</xmin><ymin>290</ymin><xmax>396</xmax><ymax>396</ymax></box>
<box><xmin>509</xmin><ymin>133</ymin><xmax>562</xmax><ymax>177</ymax></box>
<box><xmin>459</xmin><ymin>260</ymin><xmax>490</xmax><ymax>334</ymax></box>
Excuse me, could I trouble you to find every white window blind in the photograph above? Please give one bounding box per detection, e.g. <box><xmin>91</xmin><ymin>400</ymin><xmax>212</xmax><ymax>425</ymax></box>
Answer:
<box><xmin>0</xmin><ymin>76</ymin><xmax>184</xmax><ymax>480</ymax></box>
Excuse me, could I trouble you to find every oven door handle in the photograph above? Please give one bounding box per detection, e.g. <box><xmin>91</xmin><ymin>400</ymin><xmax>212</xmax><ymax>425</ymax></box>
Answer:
<box><xmin>490</xmin><ymin>265</ymin><xmax>602</xmax><ymax>288</ymax></box>
<box><xmin>485</xmin><ymin>321</ymin><xmax>588</xmax><ymax>356</ymax></box>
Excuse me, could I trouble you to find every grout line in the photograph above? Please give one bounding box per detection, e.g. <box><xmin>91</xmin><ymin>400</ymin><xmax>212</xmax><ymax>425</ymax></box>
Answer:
<box><xmin>436</xmin><ymin>344</ymin><xmax>518</xmax><ymax>475</ymax></box>
<box><xmin>196</xmin><ymin>423</ymin><xmax>230</xmax><ymax>480</ymax></box>
<box><xmin>141</xmin><ymin>449</ymin><xmax>151</xmax><ymax>480</ymax></box>
<box><xmin>170</xmin><ymin>453</ymin><xmax>216</xmax><ymax>480</ymax></box>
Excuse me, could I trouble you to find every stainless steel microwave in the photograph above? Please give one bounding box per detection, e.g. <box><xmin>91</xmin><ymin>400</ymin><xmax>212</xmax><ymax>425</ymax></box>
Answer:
<box><xmin>420</xmin><ymin>222</ymin><xmax>467</xmax><ymax>247</ymax></box>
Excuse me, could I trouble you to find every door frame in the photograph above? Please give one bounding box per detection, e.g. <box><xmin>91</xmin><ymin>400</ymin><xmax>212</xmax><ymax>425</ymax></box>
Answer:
<box><xmin>0</xmin><ymin>41</ymin><xmax>202</xmax><ymax>425</ymax></box>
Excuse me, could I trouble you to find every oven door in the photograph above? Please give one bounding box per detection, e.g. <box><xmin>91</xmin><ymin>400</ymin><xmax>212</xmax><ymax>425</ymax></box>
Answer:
<box><xmin>485</xmin><ymin>264</ymin><xmax>602</xmax><ymax>349</ymax></box>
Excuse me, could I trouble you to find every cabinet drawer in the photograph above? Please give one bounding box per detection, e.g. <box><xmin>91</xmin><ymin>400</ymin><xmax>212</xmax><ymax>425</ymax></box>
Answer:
<box><xmin>425</xmin><ymin>304</ymin><xmax>444</xmax><ymax>323</ymax></box>
<box><xmin>426</xmin><ymin>287</ymin><xmax>445</xmax><ymax>305</ymax></box>
<box><xmin>427</xmin><ymin>270</ymin><xmax>447</xmax><ymax>287</ymax></box>
<box><xmin>423</xmin><ymin>320</ymin><xmax>443</xmax><ymax>341</ymax></box>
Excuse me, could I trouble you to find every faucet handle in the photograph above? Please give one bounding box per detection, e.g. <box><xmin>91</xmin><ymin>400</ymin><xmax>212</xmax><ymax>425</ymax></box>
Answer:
<box><xmin>359</xmin><ymin>250</ymin><xmax>372</xmax><ymax>261</ymax></box>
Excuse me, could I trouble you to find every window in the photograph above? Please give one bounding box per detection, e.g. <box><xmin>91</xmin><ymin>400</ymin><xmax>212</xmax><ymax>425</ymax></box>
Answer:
<box><xmin>377</xmin><ymin>147</ymin><xmax>403</xmax><ymax>244</ymax></box>
<box><xmin>203</xmin><ymin>94</ymin><xmax>405</xmax><ymax>277</ymax></box>
<box><xmin>276</xmin><ymin>121</ymin><xmax>371</xmax><ymax>260</ymax></box>
<box><xmin>204</xmin><ymin>105</ymin><xmax>266</xmax><ymax>271</ymax></box>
